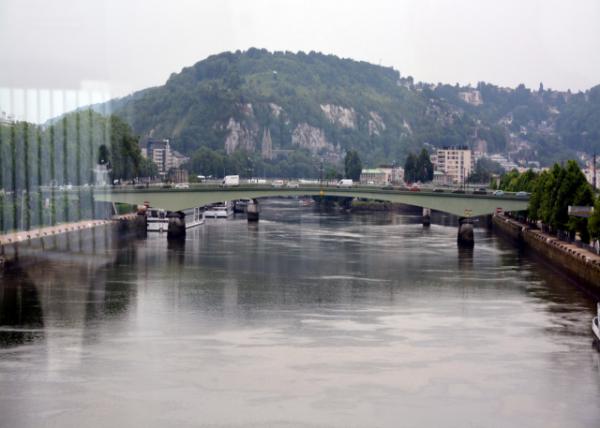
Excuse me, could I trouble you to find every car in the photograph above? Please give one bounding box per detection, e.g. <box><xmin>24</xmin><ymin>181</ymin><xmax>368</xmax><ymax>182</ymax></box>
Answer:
<box><xmin>272</xmin><ymin>179</ymin><xmax>284</xmax><ymax>187</ymax></box>
<box><xmin>286</xmin><ymin>181</ymin><xmax>299</xmax><ymax>188</ymax></box>
<box><xmin>452</xmin><ymin>189</ymin><xmax>465</xmax><ymax>194</ymax></box>
<box><xmin>174</xmin><ymin>183</ymin><xmax>190</xmax><ymax>189</ymax></box>
<box><xmin>493</xmin><ymin>190</ymin><xmax>505</xmax><ymax>196</ymax></box>
<box><xmin>433</xmin><ymin>188</ymin><xmax>444</xmax><ymax>193</ymax></box>
<box><xmin>473</xmin><ymin>188</ymin><xmax>487</xmax><ymax>195</ymax></box>
<box><xmin>516</xmin><ymin>191</ymin><xmax>529</xmax><ymax>197</ymax></box>
<box><xmin>410</xmin><ymin>185</ymin><xmax>420</xmax><ymax>192</ymax></box>
<box><xmin>337</xmin><ymin>179</ymin><xmax>353</xmax><ymax>188</ymax></box>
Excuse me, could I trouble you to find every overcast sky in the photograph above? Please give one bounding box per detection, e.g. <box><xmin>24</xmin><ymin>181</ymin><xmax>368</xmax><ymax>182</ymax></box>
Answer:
<box><xmin>1</xmin><ymin>0</ymin><xmax>600</xmax><ymax>122</ymax></box>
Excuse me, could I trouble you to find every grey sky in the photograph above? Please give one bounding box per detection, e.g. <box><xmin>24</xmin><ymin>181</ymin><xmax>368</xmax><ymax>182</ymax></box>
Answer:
<box><xmin>1</xmin><ymin>0</ymin><xmax>600</xmax><ymax>122</ymax></box>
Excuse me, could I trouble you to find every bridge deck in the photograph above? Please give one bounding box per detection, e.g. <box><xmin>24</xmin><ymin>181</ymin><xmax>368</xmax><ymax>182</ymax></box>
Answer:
<box><xmin>95</xmin><ymin>185</ymin><xmax>529</xmax><ymax>217</ymax></box>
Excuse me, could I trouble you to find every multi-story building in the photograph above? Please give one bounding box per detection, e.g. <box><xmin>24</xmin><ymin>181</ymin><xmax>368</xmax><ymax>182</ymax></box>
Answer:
<box><xmin>435</xmin><ymin>146</ymin><xmax>473</xmax><ymax>185</ymax></box>
<box><xmin>359</xmin><ymin>165</ymin><xmax>404</xmax><ymax>185</ymax></box>
<box><xmin>360</xmin><ymin>168</ymin><xmax>389</xmax><ymax>185</ymax></box>
<box><xmin>142</xmin><ymin>139</ymin><xmax>189</xmax><ymax>176</ymax></box>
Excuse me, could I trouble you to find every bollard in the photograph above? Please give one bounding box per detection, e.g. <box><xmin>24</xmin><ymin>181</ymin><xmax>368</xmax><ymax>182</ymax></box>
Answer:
<box><xmin>167</xmin><ymin>211</ymin><xmax>186</xmax><ymax>240</ymax></box>
<box><xmin>457</xmin><ymin>217</ymin><xmax>474</xmax><ymax>247</ymax></box>
<box><xmin>247</xmin><ymin>199</ymin><xmax>260</xmax><ymax>222</ymax></box>
<box><xmin>422</xmin><ymin>207</ymin><xmax>431</xmax><ymax>227</ymax></box>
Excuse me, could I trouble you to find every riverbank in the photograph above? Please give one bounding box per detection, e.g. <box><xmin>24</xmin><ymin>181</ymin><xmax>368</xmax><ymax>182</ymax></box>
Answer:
<box><xmin>0</xmin><ymin>213</ymin><xmax>141</xmax><ymax>270</ymax></box>
<box><xmin>492</xmin><ymin>213</ymin><xmax>600</xmax><ymax>293</ymax></box>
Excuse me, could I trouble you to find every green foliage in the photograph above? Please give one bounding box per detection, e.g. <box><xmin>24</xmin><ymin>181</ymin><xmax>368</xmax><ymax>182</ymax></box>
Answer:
<box><xmin>507</xmin><ymin>161</ymin><xmax>596</xmax><ymax>241</ymax></box>
<box><xmin>404</xmin><ymin>149</ymin><xmax>433</xmax><ymax>183</ymax></box>
<box><xmin>185</xmin><ymin>146</ymin><xmax>323</xmax><ymax>179</ymax></box>
<box><xmin>84</xmin><ymin>50</ymin><xmax>600</xmax><ymax>173</ymax></box>
<box><xmin>0</xmin><ymin>111</ymin><xmax>151</xmax><ymax>231</ymax></box>
<box><xmin>344</xmin><ymin>150</ymin><xmax>362</xmax><ymax>180</ymax></box>
<box><xmin>497</xmin><ymin>169</ymin><xmax>538</xmax><ymax>192</ymax></box>
<box><xmin>588</xmin><ymin>197</ymin><xmax>600</xmax><ymax>240</ymax></box>
<box><xmin>468</xmin><ymin>158</ymin><xmax>504</xmax><ymax>183</ymax></box>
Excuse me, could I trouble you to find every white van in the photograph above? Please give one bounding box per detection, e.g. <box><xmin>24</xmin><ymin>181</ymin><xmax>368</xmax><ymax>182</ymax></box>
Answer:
<box><xmin>222</xmin><ymin>175</ymin><xmax>240</xmax><ymax>187</ymax></box>
<box><xmin>337</xmin><ymin>179</ymin><xmax>353</xmax><ymax>188</ymax></box>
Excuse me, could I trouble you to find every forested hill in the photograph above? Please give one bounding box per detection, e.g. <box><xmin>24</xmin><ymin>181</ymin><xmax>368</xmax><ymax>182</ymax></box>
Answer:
<box><xmin>93</xmin><ymin>48</ymin><xmax>600</xmax><ymax>174</ymax></box>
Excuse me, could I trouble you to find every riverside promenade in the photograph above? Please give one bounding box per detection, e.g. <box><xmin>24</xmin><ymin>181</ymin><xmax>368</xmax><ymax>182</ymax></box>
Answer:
<box><xmin>493</xmin><ymin>214</ymin><xmax>600</xmax><ymax>292</ymax></box>
<box><xmin>0</xmin><ymin>213</ymin><xmax>139</xmax><ymax>268</ymax></box>
<box><xmin>0</xmin><ymin>219</ymin><xmax>114</xmax><ymax>246</ymax></box>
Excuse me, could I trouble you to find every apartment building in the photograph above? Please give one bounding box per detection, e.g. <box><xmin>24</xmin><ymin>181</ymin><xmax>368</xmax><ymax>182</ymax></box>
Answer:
<box><xmin>435</xmin><ymin>146</ymin><xmax>473</xmax><ymax>185</ymax></box>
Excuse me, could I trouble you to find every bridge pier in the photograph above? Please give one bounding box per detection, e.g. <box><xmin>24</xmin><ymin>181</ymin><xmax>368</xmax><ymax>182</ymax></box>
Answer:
<box><xmin>457</xmin><ymin>217</ymin><xmax>474</xmax><ymax>247</ymax></box>
<box><xmin>247</xmin><ymin>199</ymin><xmax>260</xmax><ymax>222</ymax></box>
<box><xmin>422</xmin><ymin>208</ymin><xmax>431</xmax><ymax>227</ymax></box>
<box><xmin>133</xmin><ymin>208</ymin><xmax>148</xmax><ymax>239</ymax></box>
<box><xmin>167</xmin><ymin>211</ymin><xmax>186</xmax><ymax>240</ymax></box>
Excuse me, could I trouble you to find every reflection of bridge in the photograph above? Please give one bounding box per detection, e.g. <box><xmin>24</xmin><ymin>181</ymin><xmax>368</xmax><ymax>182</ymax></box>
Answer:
<box><xmin>96</xmin><ymin>185</ymin><xmax>529</xmax><ymax>218</ymax></box>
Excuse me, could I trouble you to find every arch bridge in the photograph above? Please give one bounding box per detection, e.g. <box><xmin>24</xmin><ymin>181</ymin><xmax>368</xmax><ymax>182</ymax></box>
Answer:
<box><xmin>95</xmin><ymin>185</ymin><xmax>528</xmax><ymax>218</ymax></box>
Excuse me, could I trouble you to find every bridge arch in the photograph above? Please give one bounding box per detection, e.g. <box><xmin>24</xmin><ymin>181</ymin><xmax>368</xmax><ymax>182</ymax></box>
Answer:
<box><xmin>96</xmin><ymin>185</ymin><xmax>528</xmax><ymax>218</ymax></box>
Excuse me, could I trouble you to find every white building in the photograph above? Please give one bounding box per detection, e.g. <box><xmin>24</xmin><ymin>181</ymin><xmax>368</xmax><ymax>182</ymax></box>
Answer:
<box><xmin>359</xmin><ymin>165</ymin><xmax>404</xmax><ymax>185</ymax></box>
<box><xmin>360</xmin><ymin>168</ymin><xmax>390</xmax><ymax>185</ymax></box>
<box><xmin>142</xmin><ymin>139</ymin><xmax>189</xmax><ymax>176</ymax></box>
<box><xmin>435</xmin><ymin>147</ymin><xmax>473</xmax><ymax>185</ymax></box>
<box><xmin>487</xmin><ymin>154</ymin><xmax>519</xmax><ymax>172</ymax></box>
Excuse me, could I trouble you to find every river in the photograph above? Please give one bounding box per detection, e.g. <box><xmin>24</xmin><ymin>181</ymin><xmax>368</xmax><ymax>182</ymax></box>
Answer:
<box><xmin>1</xmin><ymin>199</ymin><xmax>599</xmax><ymax>427</ymax></box>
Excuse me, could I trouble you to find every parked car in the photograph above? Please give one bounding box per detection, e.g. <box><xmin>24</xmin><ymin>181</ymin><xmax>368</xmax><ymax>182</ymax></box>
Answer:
<box><xmin>516</xmin><ymin>191</ymin><xmax>529</xmax><ymax>197</ymax></box>
<box><xmin>473</xmin><ymin>188</ymin><xmax>487</xmax><ymax>195</ymax></box>
<box><xmin>433</xmin><ymin>188</ymin><xmax>444</xmax><ymax>193</ymax></box>
<box><xmin>272</xmin><ymin>179</ymin><xmax>284</xmax><ymax>187</ymax></box>
<box><xmin>493</xmin><ymin>190</ymin><xmax>505</xmax><ymax>196</ymax></box>
<box><xmin>174</xmin><ymin>183</ymin><xmax>190</xmax><ymax>189</ymax></box>
<box><xmin>286</xmin><ymin>181</ymin><xmax>299</xmax><ymax>188</ymax></box>
<box><xmin>410</xmin><ymin>185</ymin><xmax>421</xmax><ymax>192</ymax></box>
<box><xmin>452</xmin><ymin>189</ymin><xmax>465</xmax><ymax>194</ymax></box>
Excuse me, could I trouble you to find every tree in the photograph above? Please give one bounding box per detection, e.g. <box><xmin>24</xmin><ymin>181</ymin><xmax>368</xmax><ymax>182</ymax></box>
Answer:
<box><xmin>568</xmin><ymin>183</ymin><xmax>594</xmax><ymax>243</ymax></box>
<box><xmin>344</xmin><ymin>150</ymin><xmax>362</xmax><ymax>181</ymax></box>
<box><xmin>552</xmin><ymin>160</ymin><xmax>587</xmax><ymax>233</ymax></box>
<box><xmin>417</xmin><ymin>148</ymin><xmax>434</xmax><ymax>182</ymax></box>
<box><xmin>588</xmin><ymin>197</ymin><xmax>600</xmax><ymax>241</ymax></box>
<box><xmin>404</xmin><ymin>152</ymin><xmax>417</xmax><ymax>183</ymax></box>
<box><xmin>468</xmin><ymin>158</ymin><xmax>504</xmax><ymax>183</ymax></box>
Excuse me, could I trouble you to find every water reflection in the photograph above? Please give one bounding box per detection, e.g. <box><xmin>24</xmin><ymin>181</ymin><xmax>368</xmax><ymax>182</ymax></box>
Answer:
<box><xmin>0</xmin><ymin>266</ymin><xmax>44</xmax><ymax>347</ymax></box>
<box><xmin>0</xmin><ymin>200</ymin><xmax>599</xmax><ymax>427</ymax></box>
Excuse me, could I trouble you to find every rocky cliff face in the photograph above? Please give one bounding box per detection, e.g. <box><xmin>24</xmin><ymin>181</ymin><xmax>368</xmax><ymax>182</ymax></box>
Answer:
<box><xmin>368</xmin><ymin>111</ymin><xmax>386</xmax><ymax>136</ymax></box>
<box><xmin>320</xmin><ymin>104</ymin><xmax>357</xmax><ymax>129</ymax></box>
<box><xmin>224</xmin><ymin>118</ymin><xmax>257</xmax><ymax>154</ymax></box>
<box><xmin>291</xmin><ymin>123</ymin><xmax>336</xmax><ymax>154</ymax></box>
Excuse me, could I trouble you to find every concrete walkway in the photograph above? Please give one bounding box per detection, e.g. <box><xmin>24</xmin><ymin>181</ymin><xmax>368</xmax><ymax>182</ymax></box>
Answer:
<box><xmin>0</xmin><ymin>214</ymin><xmax>136</xmax><ymax>247</ymax></box>
<box><xmin>500</xmin><ymin>215</ymin><xmax>600</xmax><ymax>265</ymax></box>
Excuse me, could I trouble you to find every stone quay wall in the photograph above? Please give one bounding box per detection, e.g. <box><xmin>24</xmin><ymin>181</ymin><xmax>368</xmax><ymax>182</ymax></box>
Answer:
<box><xmin>492</xmin><ymin>214</ymin><xmax>600</xmax><ymax>293</ymax></box>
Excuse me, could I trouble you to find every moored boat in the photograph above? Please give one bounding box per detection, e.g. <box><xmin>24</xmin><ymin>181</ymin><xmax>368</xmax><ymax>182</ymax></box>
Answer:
<box><xmin>147</xmin><ymin>206</ymin><xmax>205</xmax><ymax>232</ymax></box>
<box><xmin>147</xmin><ymin>208</ymin><xmax>168</xmax><ymax>232</ymax></box>
<box><xmin>204</xmin><ymin>201</ymin><xmax>233</xmax><ymax>218</ymax></box>
<box><xmin>182</xmin><ymin>206</ymin><xmax>205</xmax><ymax>229</ymax></box>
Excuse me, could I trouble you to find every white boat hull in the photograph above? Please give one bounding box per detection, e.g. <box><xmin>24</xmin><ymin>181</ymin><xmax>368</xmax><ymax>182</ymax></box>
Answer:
<box><xmin>147</xmin><ymin>206</ymin><xmax>205</xmax><ymax>232</ymax></box>
<box><xmin>204</xmin><ymin>201</ymin><xmax>233</xmax><ymax>218</ymax></box>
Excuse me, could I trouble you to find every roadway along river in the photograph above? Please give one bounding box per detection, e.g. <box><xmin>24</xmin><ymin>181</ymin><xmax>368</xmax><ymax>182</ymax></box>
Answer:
<box><xmin>0</xmin><ymin>199</ymin><xmax>599</xmax><ymax>427</ymax></box>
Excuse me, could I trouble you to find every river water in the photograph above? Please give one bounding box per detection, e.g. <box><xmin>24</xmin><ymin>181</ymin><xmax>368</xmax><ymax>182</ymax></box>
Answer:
<box><xmin>0</xmin><ymin>199</ymin><xmax>599</xmax><ymax>427</ymax></box>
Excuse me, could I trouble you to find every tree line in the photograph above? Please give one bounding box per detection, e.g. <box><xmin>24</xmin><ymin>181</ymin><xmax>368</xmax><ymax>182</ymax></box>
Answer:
<box><xmin>404</xmin><ymin>149</ymin><xmax>433</xmax><ymax>183</ymax></box>
<box><xmin>0</xmin><ymin>110</ymin><xmax>156</xmax><ymax>232</ymax></box>
<box><xmin>495</xmin><ymin>162</ymin><xmax>600</xmax><ymax>243</ymax></box>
